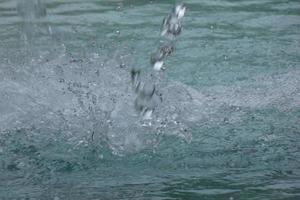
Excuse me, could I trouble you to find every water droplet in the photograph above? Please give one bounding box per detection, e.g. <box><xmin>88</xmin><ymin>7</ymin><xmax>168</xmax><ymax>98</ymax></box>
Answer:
<box><xmin>120</xmin><ymin>63</ymin><xmax>126</xmax><ymax>68</ymax></box>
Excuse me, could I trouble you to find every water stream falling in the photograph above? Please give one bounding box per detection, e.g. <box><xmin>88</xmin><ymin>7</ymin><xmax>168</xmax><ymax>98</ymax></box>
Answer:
<box><xmin>0</xmin><ymin>0</ymin><xmax>299</xmax><ymax>199</ymax></box>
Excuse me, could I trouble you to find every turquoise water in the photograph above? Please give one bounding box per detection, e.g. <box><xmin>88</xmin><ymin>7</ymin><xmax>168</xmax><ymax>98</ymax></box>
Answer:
<box><xmin>0</xmin><ymin>0</ymin><xmax>300</xmax><ymax>199</ymax></box>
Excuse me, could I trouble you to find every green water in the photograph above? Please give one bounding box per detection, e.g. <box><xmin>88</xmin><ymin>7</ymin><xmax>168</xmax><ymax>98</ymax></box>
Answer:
<box><xmin>0</xmin><ymin>0</ymin><xmax>300</xmax><ymax>199</ymax></box>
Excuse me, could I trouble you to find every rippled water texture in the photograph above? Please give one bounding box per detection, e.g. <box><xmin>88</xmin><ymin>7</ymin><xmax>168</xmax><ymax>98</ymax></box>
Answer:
<box><xmin>0</xmin><ymin>0</ymin><xmax>300</xmax><ymax>199</ymax></box>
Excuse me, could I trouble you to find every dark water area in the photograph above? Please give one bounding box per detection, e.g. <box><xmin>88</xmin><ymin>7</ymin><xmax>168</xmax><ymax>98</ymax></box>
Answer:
<box><xmin>0</xmin><ymin>0</ymin><xmax>300</xmax><ymax>199</ymax></box>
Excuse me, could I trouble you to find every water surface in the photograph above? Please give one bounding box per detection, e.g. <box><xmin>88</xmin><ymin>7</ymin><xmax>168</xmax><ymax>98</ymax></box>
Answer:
<box><xmin>0</xmin><ymin>0</ymin><xmax>300</xmax><ymax>199</ymax></box>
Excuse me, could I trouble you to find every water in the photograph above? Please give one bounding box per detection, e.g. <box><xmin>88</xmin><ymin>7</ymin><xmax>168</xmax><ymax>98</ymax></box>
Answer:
<box><xmin>0</xmin><ymin>0</ymin><xmax>300</xmax><ymax>199</ymax></box>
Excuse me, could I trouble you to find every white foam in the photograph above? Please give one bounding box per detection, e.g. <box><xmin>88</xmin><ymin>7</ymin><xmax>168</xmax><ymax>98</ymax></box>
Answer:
<box><xmin>153</xmin><ymin>61</ymin><xmax>164</xmax><ymax>71</ymax></box>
